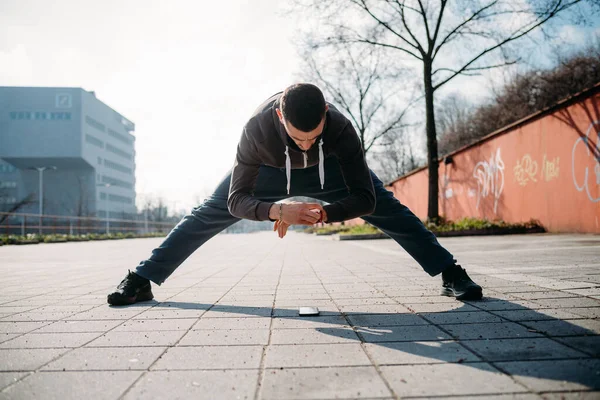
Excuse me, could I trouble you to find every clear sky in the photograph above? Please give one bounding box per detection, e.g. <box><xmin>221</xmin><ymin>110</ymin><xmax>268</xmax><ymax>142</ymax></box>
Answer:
<box><xmin>1</xmin><ymin>0</ymin><xmax>300</xmax><ymax>213</ymax></box>
<box><xmin>1</xmin><ymin>0</ymin><xmax>597</xmax><ymax>214</ymax></box>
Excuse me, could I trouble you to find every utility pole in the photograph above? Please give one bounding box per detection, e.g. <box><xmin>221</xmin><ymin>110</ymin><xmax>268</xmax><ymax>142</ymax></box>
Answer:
<box><xmin>28</xmin><ymin>166</ymin><xmax>57</xmax><ymax>235</ymax></box>
<box><xmin>97</xmin><ymin>183</ymin><xmax>112</xmax><ymax>234</ymax></box>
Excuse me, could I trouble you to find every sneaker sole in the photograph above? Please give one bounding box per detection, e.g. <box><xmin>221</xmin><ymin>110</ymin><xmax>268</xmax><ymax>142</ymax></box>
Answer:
<box><xmin>440</xmin><ymin>286</ymin><xmax>483</xmax><ymax>301</ymax></box>
<box><xmin>107</xmin><ymin>291</ymin><xmax>154</xmax><ymax>306</ymax></box>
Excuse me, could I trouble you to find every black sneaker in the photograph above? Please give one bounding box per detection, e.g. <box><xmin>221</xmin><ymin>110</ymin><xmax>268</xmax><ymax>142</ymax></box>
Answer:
<box><xmin>107</xmin><ymin>270</ymin><xmax>154</xmax><ymax>306</ymax></box>
<box><xmin>441</xmin><ymin>265</ymin><xmax>483</xmax><ymax>300</ymax></box>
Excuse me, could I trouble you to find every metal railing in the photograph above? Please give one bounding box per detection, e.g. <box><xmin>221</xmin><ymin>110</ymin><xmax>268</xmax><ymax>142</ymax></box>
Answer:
<box><xmin>0</xmin><ymin>211</ymin><xmax>178</xmax><ymax>236</ymax></box>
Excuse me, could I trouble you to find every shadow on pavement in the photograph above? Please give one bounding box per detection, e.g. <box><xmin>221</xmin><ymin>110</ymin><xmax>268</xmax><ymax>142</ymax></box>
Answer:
<box><xmin>114</xmin><ymin>297</ymin><xmax>600</xmax><ymax>391</ymax></box>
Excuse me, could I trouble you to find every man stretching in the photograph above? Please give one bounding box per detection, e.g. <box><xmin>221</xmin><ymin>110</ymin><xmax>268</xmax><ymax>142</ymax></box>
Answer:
<box><xmin>108</xmin><ymin>83</ymin><xmax>483</xmax><ymax>305</ymax></box>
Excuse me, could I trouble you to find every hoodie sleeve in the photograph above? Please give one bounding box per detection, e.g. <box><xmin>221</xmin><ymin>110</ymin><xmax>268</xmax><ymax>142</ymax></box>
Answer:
<box><xmin>227</xmin><ymin>127</ymin><xmax>274</xmax><ymax>221</ymax></box>
<box><xmin>323</xmin><ymin>123</ymin><xmax>376</xmax><ymax>222</ymax></box>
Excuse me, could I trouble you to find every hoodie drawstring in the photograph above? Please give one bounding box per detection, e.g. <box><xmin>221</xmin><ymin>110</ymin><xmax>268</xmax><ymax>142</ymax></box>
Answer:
<box><xmin>318</xmin><ymin>139</ymin><xmax>325</xmax><ymax>189</ymax></box>
<box><xmin>285</xmin><ymin>146</ymin><xmax>291</xmax><ymax>194</ymax></box>
<box><xmin>284</xmin><ymin>139</ymin><xmax>325</xmax><ymax>195</ymax></box>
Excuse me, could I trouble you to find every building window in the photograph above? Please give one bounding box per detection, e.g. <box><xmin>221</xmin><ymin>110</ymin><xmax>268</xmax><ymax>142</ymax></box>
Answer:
<box><xmin>0</xmin><ymin>197</ymin><xmax>16</xmax><ymax>204</ymax></box>
<box><xmin>85</xmin><ymin>134</ymin><xmax>104</xmax><ymax>148</ymax></box>
<box><xmin>85</xmin><ymin>116</ymin><xmax>106</xmax><ymax>132</ymax></box>
<box><xmin>105</xmin><ymin>143</ymin><xmax>132</xmax><ymax>160</ymax></box>
<box><xmin>0</xmin><ymin>164</ymin><xmax>16</xmax><ymax>173</ymax></box>
<box><xmin>108</xmin><ymin>194</ymin><xmax>133</xmax><ymax>204</ymax></box>
<box><xmin>108</xmin><ymin>128</ymin><xmax>132</xmax><ymax>145</ymax></box>
<box><xmin>0</xmin><ymin>181</ymin><xmax>17</xmax><ymax>189</ymax></box>
<box><xmin>97</xmin><ymin>157</ymin><xmax>102</xmax><ymax>165</ymax></box>
<box><xmin>9</xmin><ymin>111</ymin><xmax>71</xmax><ymax>120</ymax></box>
<box><xmin>99</xmin><ymin>192</ymin><xmax>107</xmax><ymax>200</ymax></box>
<box><xmin>103</xmin><ymin>159</ymin><xmax>132</xmax><ymax>175</ymax></box>
<box><xmin>102</xmin><ymin>175</ymin><xmax>133</xmax><ymax>189</ymax></box>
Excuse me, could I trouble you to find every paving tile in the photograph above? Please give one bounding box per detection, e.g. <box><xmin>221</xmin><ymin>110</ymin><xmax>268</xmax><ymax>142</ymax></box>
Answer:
<box><xmin>496</xmin><ymin>359</ymin><xmax>600</xmax><ymax>391</ymax></box>
<box><xmin>178</xmin><ymin>329</ymin><xmax>269</xmax><ymax>346</ymax></box>
<box><xmin>113</xmin><ymin>318</ymin><xmax>196</xmax><ymax>331</ymax></box>
<box><xmin>441</xmin><ymin>322</ymin><xmax>545</xmax><ymax>340</ymax></box>
<box><xmin>272</xmin><ymin>316</ymin><xmax>349</xmax><ymax>329</ymax></box>
<box><xmin>264</xmin><ymin>343</ymin><xmax>371</xmax><ymax>368</ymax></box>
<box><xmin>0</xmin><ymin>372</ymin><xmax>27</xmax><ymax>390</ymax></box>
<box><xmin>64</xmin><ymin>309</ymin><xmax>145</xmax><ymax>320</ymax></box>
<box><xmin>364</xmin><ymin>340</ymin><xmax>481</xmax><ymax>365</ymax></box>
<box><xmin>511</xmin><ymin>291</ymin><xmax>579</xmax><ymax>300</ymax></box>
<box><xmin>380</xmin><ymin>363</ymin><xmax>526</xmax><ymax>396</ymax></box>
<box><xmin>192</xmin><ymin>317</ymin><xmax>271</xmax><ymax>330</ymax></box>
<box><xmin>86</xmin><ymin>330</ymin><xmax>185</xmax><ymax>347</ymax></box>
<box><xmin>0</xmin><ymin>322</ymin><xmax>49</xmax><ymax>334</ymax></box>
<box><xmin>0</xmin><ymin>349</ymin><xmax>69</xmax><ymax>371</ymax></box>
<box><xmin>0</xmin><ymin>334</ymin><xmax>19</xmax><ymax>344</ymax></box>
<box><xmin>339</xmin><ymin>304</ymin><xmax>411</xmax><ymax>314</ymax></box>
<box><xmin>201</xmin><ymin>306</ymin><xmax>272</xmax><ymax>318</ymax></box>
<box><xmin>0</xmin><ymin>371</ymin><xmax>142</xmax><ymax>400</ymax></box>
<box><xmin>347</xmin><ymin>314</ymin><xmax>428</xmax><ymax>327</ymax></box>
<box><xmin>404</xmin><ymin>302</ymin><xmax>479</xmax><ymax>313</ymax></box>
<box><xmin>471</xmin><ymin>300</ymin><xmax>542</xmax><ymax>311</ymax></box>
<box><xmin>35</xmin><ymin>320</ymin><xmax>124</xmax><ymax>333</ymax></box>
<box><xmin>132</xmin><ymin>309</ymin><xmax>205</xmax><ymax>319</ymax></box>
<box><xmin>393</xmin><ymin>295</ymin><xmax>458</xmax><ymax>303</ymax></box>
<box><xmin>494</xmin><ymin>309</ymin><xmax>585</xmax><ymax>321</ymax></box>
<box><xmin>151</xmin><ymin>346</ymin><xmax>263</xmax><ymax>370</ymax></box>
<box><xmin>420</xmin><ymin>311</ymin><xmax>505</xmax><ymax>324</ymax></box>
<box><xmin>462</xmin><ymin>338</ymin><xmax>587</xmax><ymax>361</ymax></box>
<box><xmin>564</xmin><ymin>307</ymin><xmax>600</xmax><ymax>319</ymax></box>
<box><xmin>2</xmin><ymin>312</ymin><xmax>77</xmax><ymax>322</ymax></box>
<box><xmin>522</xmin><ymin>319</ymin><xmax>600</xmax><ymax>336</ymax></box>
<box><xmin>533</xmin><ymin>298</ymin><xmax>600</xmax><ymax>308</ymax></box>
<box><xmin>261</xmin><ymin>366</ymin><xmax>391</xmax><ymax>399</ymax></box>
<box><xmin>270</xmin><ymin>327</ymin><xmax>360</xmax><ymax>344</ymax></box>
<box><xmin>540</xmin><ymin>391</ymin><xmax>600</xmax><ymax>399</ymax></box>
<box><xmin>42</xmin><ymin>346</ymin><xmax>166</xmax><ymax>371</ymax></box>
<box><xmin>0</xmin><ymin>332</ymin><xmax>101</xmax><ymax>348</ymax></box>
<box><xmin>554</xmin><ymin>336</ymin><xmax>600</xmax><ymax>356</ymax></box>
<box><xmin>123</xmin><ymin>370</ymin><xmax>259</xmax><ymax>400</ymax></box>
<box><xmin>334</xmin><ymin>298</ymin><xmax>397</xmax><ymax>306</ymax></box>
<box><xmin>357</xmin><ymin>325</ymin><xmax>451</xmax><ymax>342</ymax></box>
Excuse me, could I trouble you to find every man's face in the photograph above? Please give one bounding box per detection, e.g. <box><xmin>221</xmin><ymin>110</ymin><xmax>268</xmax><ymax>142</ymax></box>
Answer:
<box><xmin>276</xmin><ymin>106</ymin><xmax>328</xmax><ymax>151</ymax></box>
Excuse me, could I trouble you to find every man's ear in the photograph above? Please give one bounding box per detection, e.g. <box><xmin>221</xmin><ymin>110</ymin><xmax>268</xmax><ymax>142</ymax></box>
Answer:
<box><xmin>276</xmin><ymin>108</ymin><xmax>284</xmax><ymax>124</ymax></box>
<box><xmin>325</xmin><ymin>105</ymin><xmax>329</xmax><ymax>112</ymax></box>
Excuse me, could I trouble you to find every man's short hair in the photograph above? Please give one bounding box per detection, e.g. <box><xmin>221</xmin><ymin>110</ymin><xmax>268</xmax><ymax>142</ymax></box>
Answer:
<box><xmin>281</xmin><ymin>83</ymin><xmax>326</xmax><ymax>132</ymax></box>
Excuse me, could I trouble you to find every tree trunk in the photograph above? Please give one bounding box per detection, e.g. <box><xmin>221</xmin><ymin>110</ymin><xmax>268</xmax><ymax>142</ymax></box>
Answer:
<box><xmin>424</xmin><ymin>59</ymin><xmax>440</xmax><ymax>222</ymax></box>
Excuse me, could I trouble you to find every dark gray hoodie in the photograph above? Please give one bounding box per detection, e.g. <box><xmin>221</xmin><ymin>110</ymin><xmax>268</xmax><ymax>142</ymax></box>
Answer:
<box><xmin>227</xmin><ymin>92</ymin><xmax>375</xmax><ymax>223</ymax></box>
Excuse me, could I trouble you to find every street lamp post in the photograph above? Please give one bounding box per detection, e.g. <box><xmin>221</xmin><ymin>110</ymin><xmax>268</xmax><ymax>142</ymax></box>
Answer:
<box><xmin>97</xmin><ymin>183</ymin><xmax>111</xmax><ymax>234</ymax></box>
<box><xmin>28</xmin><ymin>166</ymin><xmax>57</xmax><ymax>235</ymax></box>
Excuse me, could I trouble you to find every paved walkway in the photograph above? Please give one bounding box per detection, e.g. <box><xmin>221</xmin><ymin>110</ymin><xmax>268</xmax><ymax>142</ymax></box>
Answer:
<box><xmin>0</xmin><ymin>232</ymin><xmax>599</xmax><ymax>399</ymax></box>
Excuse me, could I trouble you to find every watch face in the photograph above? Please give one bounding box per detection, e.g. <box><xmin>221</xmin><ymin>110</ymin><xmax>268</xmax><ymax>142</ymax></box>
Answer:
<box><xmin>55</xmin><ymin>93</ymin><xmax>72</xmax><ymax>108</ymax></box>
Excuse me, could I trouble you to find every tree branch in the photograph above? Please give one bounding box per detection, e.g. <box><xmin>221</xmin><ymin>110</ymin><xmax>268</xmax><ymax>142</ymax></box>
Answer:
<box><xmin>356</xmin><ymin>0</ymin><xmax>423</xmax><ymax>52</ymax></box>
<box><xmin>432</xmin><ymin>0</ymin><xmax>499</xmax><ymax>60</ymax></box>
<box><xmin>433</xmin><ymin>0</ymin><xmax>582</xmax><ymax>91</ymax></box>
<box><xmin>432</xmin><ymin>60</ymin><xmax>518</xmax><ymax>76</ymax></box>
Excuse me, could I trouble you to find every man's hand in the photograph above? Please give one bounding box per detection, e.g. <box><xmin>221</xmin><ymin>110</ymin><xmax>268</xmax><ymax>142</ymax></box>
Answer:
<box><xmin>269</xmin><ymin>202</ymin><xmax>324</xmax><ymax>225</ymax></box>
<box><xmin>273</xmin><ymin>219</ymin><xmax>290</xmax><ymax>238</ymax></box>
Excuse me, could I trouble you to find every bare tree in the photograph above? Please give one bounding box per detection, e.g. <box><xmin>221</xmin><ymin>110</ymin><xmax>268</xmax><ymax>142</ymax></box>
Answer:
<box><xmin>299</xmin><ymin>42</ymin><xmax>414</xmax><ymax>155</ymax></box>
<box><xmin>0</xmin><ymin>192</ymin><xmax>35</xmax><ymax>224</ymax></box>
<box><xmin>372</xmin><ymin>129</ymin><xmax>423</xmax><ymax>183</ymax></box>
<box><xmin>436</xmin><ymin>93</ymin><xmax>475</xmax><ymax>155</ymax></box>
<box><xmin>438</xmin><ymin>38</ymin><xmax>600</xmax><ymax>155</ymax></box>
<box><xmin>293</xmin><ymin>0</ymin><xmax>597</xmax><ymax>221</ymax></box>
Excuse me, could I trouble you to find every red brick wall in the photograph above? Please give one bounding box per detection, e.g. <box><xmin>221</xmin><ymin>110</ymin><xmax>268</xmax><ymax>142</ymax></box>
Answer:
<box><xmin>384</xmin><ymin>91</ymin><xmax>600</xmax><ymax>233</ymax></box>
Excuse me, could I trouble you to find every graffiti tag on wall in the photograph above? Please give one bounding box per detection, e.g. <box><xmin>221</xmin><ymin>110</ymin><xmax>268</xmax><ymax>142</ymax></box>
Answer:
<box><xmin>572</xmin><ymin>121</ymin><xmax>600</xmax><ymax>203</ymax></box>
<box><xmin>473</xmin><ymin>148</ymin><xmax>505</xmax><ymax>213</ymax></box>
<box><xmin>514</xmin><ymin>154</ymin><xmax>538</xmax><ymax>186</ymax></box>
<box><xmin>541</xmin><ymin>155</ymin><xmax>560</xmax><ymax>182</ymax></box>
<box><xmin>514</xmin><ymin>154</ymin><xmax>560</xmax><ymax>186</ymax></box>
